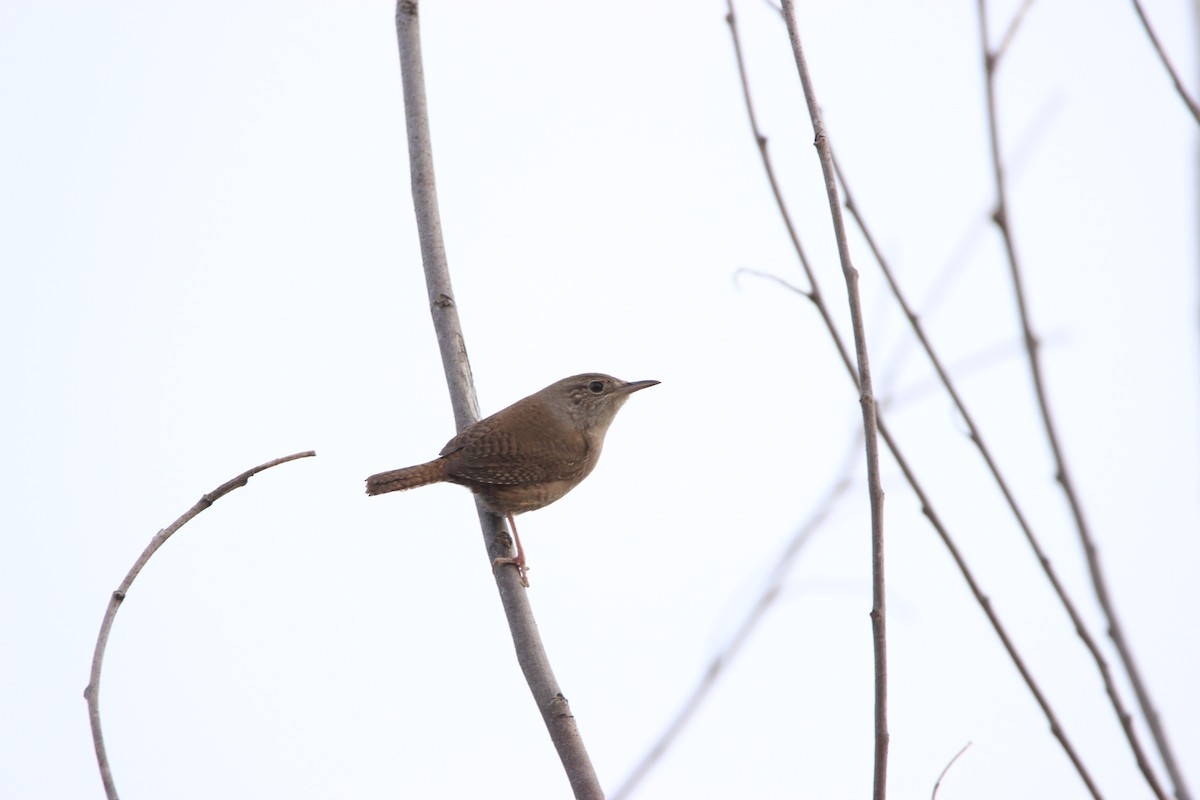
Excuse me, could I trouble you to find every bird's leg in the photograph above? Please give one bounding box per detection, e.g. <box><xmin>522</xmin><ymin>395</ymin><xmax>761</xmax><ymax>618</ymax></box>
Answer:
<box><xmin>491</xmin><ymin>513</ymin><xmax>529</xmax><ymax>587</ymax></box>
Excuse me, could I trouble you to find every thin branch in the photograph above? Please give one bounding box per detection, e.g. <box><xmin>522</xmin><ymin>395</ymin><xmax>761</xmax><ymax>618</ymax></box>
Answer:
<box><xmin>834</xmin><ymin>149</ymin><xmax>1169</xmax><ymax>800</ymax></box>
<box><xmin>611</xmin><ymin>432</ymin><xmax>859</xmax><ymax>800</ymax></box>
<box><xmin>777</xmin><ymin>3</ymin><xmax>889</xmax><ymax>797</ymax></box>
<box><xmin>84</xmin><ymin>450</ymin><xmax>317</xmax><ymax>800</ymax></box>
<box><xmin>993</xmin><ymin>0</ymin><xmax>1039</xmax><ymax>64</ymax></box>
<box><xmin>725</xmin><ymin>4</ymin><xmax>825</xmax><ymax>314</ymax></box>
<box><xmin>1130</xmin><ymin>0</ymin><xmax>1200</xmax><ymax>127</ymax></box>
<box><xmin>734</xmin><ymin>267</ymin><xmax>811</xmax><ymax>298</ymax></box>
<box><xmin>897</xmin><ymin>421</ymin><xmax>1105</xmax><ymax>799</ymax></box>
<box><xmin>392</xmin><ymin>3</ymin><xmax>602</xmax><ymax>797</ymax></box>
<box><xmin>931</xmin><ymin>742</ymin><xmax>973</xmax><ymax>800</ymax></box>
<box><xmin>724</xmin><ymin>2</ymin><xmax>1103</xmax><ymax>796</ymax></box>
<box><xmin>977</xmin><ymin>4</ymin><xmax>1184</xmax><ymax>798</ymax></box>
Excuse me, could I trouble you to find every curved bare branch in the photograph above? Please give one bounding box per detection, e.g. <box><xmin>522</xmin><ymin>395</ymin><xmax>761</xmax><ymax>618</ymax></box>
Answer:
<box><xmin>84</xmin><ymin>451</ymin><xmax>316</xmax><ymax>800</ymax></box>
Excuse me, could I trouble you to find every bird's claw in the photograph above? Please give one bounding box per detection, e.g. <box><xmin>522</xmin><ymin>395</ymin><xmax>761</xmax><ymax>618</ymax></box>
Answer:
<box><xmin>492</xmin><ymin>556</ymin><xmax>530</xmax><ymax>588</ymax></box>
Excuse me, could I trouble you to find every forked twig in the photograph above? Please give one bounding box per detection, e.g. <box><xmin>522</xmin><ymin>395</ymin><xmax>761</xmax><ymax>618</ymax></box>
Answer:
<box><xmin>977</xmin><ymin>3</ymin><xmax>1183</xmax><ymax>797</ymax></box>
<box><xmin>393</xmin><ymin>3</ymin><xmax>602</xmax><ymax>797</ymax></box>
<box><xmin>84</xmin><ymin>450</ymin><xmax>316</xmax><ymax>800</ymax></box>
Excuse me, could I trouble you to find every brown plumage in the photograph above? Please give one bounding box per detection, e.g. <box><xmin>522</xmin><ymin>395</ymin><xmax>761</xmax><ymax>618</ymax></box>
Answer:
<box><xmin>366</xmin><ymin>373</ymin><xmax>658</xmax><ymax>584</ymax></box>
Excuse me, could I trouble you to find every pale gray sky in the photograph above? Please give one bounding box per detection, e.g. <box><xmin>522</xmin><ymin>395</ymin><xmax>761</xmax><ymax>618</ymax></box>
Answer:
<box><xmin>2</xmin><ymin>1</ymin><xmax>1197</xmax><ymax>798</ymax></box>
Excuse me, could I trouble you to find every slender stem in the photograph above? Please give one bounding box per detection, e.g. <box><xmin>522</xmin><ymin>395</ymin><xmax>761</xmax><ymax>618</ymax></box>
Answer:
<box><xmin>976</xmin><ymin>3</ymin><xmax>1182</xmax><ymax>798</ymax></box>
<box><xmin>84</xmin><ymin>451</ymin><xmax>316</xmax><ymax>800</ymax></box>
<box><xmin>892</xmin><ymin>424</ymin><xmax>1106</xmax><ymax>798</ymax></box>
<box><xmin>931</xmin><ymin>742</ymin><xmax>973</xmax><ymax>800</ymax></box>
<box><xmin>993</xmin><ymin>0</ymin><xmax>1039</xmax><ymax>63</ymax></box>
<box><xmin>1130</xmin><ymin>0</ymin><xmax>1200</xmax><ymax>127</ymax></box>
<box><xmin>777</xmin><ymin>3</ymin><xmax>888</xmax><ymax>797</ymax></box>
<box><xmin>724</xmin><ymin>2</ymin><xmax>1103</xmax><ymax>796</ymax></box>
<box><xmin>392</xmin><ymin>4</ymin><xmax>602</xmax><ymax>797</ymax></box>
<box><xmin>724</xmin><ymin>3</ymin><xmax>824</xmax><ymax>313</ymax></box>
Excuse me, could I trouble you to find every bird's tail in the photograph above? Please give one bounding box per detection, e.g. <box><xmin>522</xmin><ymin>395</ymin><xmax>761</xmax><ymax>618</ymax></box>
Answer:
<box><xmin>365</xmin><ymin>459</ymin><xmax>448</xmax><ymax>496</ymax></box>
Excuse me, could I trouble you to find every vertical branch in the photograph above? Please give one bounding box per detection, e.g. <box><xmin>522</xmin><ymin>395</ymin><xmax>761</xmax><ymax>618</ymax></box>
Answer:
<box><xmin>777</xmin><ymin>3</ymin><xmax>888</xmax><ymax>797</ymax></box>
<box><xmin>976</xmin><ymin>4</ymin><xmax>1187</xmax><ymax>799</ymax></box>
<box><xmin>392</xmin><ymin>4</ymin><xmax>603</xmax><ymax>798</ymax></box>
<box><xmin>392</xmin><ymin>1</ymin><xmax>479</xmax><ymax>429</ymax></box>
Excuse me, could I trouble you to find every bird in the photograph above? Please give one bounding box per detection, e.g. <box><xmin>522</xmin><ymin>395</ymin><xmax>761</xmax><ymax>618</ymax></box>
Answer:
<box><xmin>366</xmin><ymin>373</ymin><xmax>658</xmax><ymax>585</ymax></box>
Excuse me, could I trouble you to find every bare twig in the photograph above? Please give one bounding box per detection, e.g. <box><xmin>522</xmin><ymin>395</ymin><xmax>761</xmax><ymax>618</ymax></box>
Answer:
<box><xmin>834</xmin><ymin>149</ymin><xmax>1169</xmax><ymax>800</ymax></box>
<box><xmin>777</xmin><ymin>3</ymin><xmax>888</xmax><ymax>796</ymax></box>
<box><xmin>611</xmin><ymin>433</ymin><xmax>859</xmax><ymax>800</ymax></box>
<box><xmin>976</xmin><ymin>3</ymin><xmax>1183</xmax><ymax>798</ymax></box>
<box><xmin>901</xmin><ymin>435</ymin><xmax>1105</xmax><ymax>799</ymax></box>
<box><xmin>84</xmin><ymin>450</ymin><xmax>316</xmax><ymax>800</ymax></box>
<box><xmin>725</xmin><ymin>5</ymin><xmax>817</xmax><ymax>299</ymax></box>
<box><xmin>393</xmin><ymin>3</ymin><xmax>602</xmax><ymax>797</ymax></box>
<box><xmin>1130</xmin><ymin>0</ymin><xmax>1200</xmax><ymax>127</ymax></box>
<box><xmin>931</xmin><ymin>742</ymin><xmax>973</xmax><ymax>800</ymax></box>
<box><xmin>993</xmin><ymin>0</ymin><xmax>1039</xmax><ymax>64</ymax></box>
<box><xmin>724</xmin><ymin>2</ymin><xmax>1103</xmax><ymax>796</ymax></box>
<box><xmin>734</xmin><ymin>267</ymin><xmax>810</xmax><ymax>298</ymax></box>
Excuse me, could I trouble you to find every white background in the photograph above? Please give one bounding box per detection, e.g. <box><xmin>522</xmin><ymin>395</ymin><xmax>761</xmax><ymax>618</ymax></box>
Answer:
<box><xmin>2</xmin><ymin>1</ymin><xmax>1196</xmax><ymax>798</ymax></box>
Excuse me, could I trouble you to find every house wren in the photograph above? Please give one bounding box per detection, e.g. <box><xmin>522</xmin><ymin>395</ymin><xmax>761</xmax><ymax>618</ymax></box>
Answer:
<box><xmin>365</xmin><ymin>373</ymin><xmax>658</xmax><ymax>584</ymax></box>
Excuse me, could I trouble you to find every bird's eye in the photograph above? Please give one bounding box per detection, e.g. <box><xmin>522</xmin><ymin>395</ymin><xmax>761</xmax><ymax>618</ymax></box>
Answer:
<box><xmin>588</xmin><ymin>380</ymin><xmax>605</xmax><ymax>394</ymax></box>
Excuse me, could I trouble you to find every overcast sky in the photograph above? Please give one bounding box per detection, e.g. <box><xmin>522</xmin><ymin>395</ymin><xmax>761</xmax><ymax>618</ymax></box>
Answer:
<box><xmin>2</xmin><ymin>1</ymin><xmax>1197</xmax><ymax>798</ymax></box>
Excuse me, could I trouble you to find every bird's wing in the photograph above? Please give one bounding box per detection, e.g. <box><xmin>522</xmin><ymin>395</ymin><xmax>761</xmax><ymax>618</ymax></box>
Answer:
<box><xmin>441</xmin><ymin>419</ymin><xmax>590</xmax><ymax>486</ymax></box>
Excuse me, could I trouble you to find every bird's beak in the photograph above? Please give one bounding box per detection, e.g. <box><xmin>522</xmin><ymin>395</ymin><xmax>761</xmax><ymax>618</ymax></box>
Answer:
<box><xmin>618</xmin><ymin>379</ymin><xmax>660</xmax><ymax>394</ymax></box>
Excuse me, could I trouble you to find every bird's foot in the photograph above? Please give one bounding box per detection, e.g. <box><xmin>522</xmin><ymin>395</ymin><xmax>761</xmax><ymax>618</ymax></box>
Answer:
<box><xmin>492</xmin><ymin>555</ymin><xmax>529</xmax><ymax>587</ymax></box>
